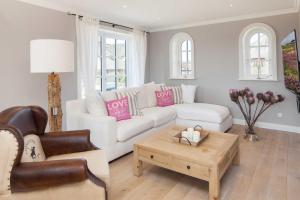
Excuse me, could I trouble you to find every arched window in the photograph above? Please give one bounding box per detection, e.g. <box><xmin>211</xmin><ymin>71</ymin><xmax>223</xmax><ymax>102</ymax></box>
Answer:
<box><xmin>170</xmin><ymin>32</ymin><xmax>195</xmax><ymax>79</ymax></box>
<box><xmin>239</xmin><ymin>23</ymin><xmax>277</xmax><ymax>81</ymax></box>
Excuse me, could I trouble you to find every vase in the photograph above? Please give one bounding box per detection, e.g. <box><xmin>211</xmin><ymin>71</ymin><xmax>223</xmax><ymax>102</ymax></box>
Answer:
<box><xmin>245</xmin><ymin>126</ymin><xmax>258</xmax><ymax>142</ymax></box>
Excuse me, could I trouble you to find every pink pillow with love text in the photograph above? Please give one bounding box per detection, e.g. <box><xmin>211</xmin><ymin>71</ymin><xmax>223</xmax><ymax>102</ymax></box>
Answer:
<box><xmin>155</xmin><ymin>89</ymin><xmax>174</xmax><ymax>107</ymax></box>
<box><xmin>106</xmin><ymin>97</ymin><xmax>131</xmax><ymax>121</ymax></box>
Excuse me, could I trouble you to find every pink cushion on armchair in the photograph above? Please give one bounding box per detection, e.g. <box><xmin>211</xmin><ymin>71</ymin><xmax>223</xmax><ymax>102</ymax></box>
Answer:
<box><xmin>155</xmin><ymin>89</ymin><xmax>174</xmax><ymax>107</ymax></box>
<box><xmin>106</xmin><ymin>97</ymin><xmax>131</xmax><ymax>121</ymax></box>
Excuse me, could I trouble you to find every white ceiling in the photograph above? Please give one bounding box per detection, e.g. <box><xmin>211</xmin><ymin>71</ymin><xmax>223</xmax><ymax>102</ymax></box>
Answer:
<box><xmin>19</xmin><ymin>0</ymin><xmax>299</xmax><ymax>32</ymax></box>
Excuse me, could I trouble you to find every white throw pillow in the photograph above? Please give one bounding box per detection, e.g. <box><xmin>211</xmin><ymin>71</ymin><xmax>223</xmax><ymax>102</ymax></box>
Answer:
<box><xmin>181</xmin><ymin>84</ymin><xmax>197</xmax><ymax>103</ymax></box>
<box><xmin>86</xmin><ymin>92</ymin><xmax>107</xmax><ymax>116</ymax></box>
<box><xmin>101</xmin><ymin>91</ymin><xmax>117</xmax><ymax>101</ymax></box>
<box><xmin>137</xmin><ymin>82</ymin><xmax>154</xmax><ymax>109</ymax></box>
<box><xmin>21</xmin><ymin>134</ymin><xmax>46</xmax><ymax>163</ymax></box>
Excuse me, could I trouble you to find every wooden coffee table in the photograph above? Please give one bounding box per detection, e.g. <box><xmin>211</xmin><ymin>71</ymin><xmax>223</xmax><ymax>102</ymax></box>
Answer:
<box><xmin>133</xmin><ymin>125</ymin><xmax>240</xmax><ymax>200</ymax></box>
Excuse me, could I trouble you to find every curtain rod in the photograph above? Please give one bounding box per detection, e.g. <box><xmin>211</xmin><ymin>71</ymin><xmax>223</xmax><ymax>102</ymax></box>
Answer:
<box><xmin>68</xmin><ymin>12</ymin><xmax>137</xmax><ymax>32</ymax></box>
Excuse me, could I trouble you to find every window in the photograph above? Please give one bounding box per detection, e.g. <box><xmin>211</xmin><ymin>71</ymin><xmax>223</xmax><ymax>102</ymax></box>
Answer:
<box><xmin>96</xmin><ymin>32</ymin><xmax>128</xmax><ymax>91</ymax></box>
<box><xmin>239</xmin><ymin>23</ymin><xmax>277</xmax><ymax>81</ymax></box>
<box><xmin>170</xmin><ymin>32</ymin><xmax>195</xmax><ymax>79</ymax></box>
<box><xmin>180</xmin><ymin>40</ymin><xmax>192</xmax><ymax>76</ymax></box>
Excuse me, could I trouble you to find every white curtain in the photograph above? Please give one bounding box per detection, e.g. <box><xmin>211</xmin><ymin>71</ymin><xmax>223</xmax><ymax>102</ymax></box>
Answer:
<box><xmin>128</xmin><ymin>30</ymin><xmax>147</xmax><ymax>87</ymax></box>
<box><xmin>76</xmin><ymin>16</ymin><xmax>99</xmax><ymax>98</ymax></box>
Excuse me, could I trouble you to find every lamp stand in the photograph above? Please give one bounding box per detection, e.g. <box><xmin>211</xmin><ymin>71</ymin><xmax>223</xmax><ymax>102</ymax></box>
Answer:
<box><xmin>48</xmin><ymin>72</ymin><xmax>62</xmax><ymax>132</ymax></box>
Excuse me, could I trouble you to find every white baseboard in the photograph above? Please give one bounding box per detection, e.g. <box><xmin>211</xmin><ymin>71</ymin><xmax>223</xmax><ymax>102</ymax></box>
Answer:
<box><xmin>233</xmin><ymin>118</ymin><xmax>300</xmax><ymax>134</ymax></box>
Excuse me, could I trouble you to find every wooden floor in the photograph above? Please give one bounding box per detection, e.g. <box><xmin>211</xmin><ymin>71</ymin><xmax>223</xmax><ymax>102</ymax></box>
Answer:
<box><xmin>108</xmin><ymin>125</ymin><xmax>300</xmax><ymax>200</ymax></box>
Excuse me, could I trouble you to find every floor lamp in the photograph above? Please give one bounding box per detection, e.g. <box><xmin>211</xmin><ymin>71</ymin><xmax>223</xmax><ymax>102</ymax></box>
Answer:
<box><xmin>30</xmin><ymin>39</ymin><xmax>74</xmax><ymax>132</ymax></box>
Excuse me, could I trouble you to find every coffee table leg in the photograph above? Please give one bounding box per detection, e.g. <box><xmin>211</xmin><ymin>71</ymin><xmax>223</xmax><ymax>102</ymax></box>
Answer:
<box><xmin>209</xmin><ymin>166</ymin><xmax>220</xmax><ymax>200</ymax></box>
<box><xmin>133</xmin><ymin>146</ymin><xmax>143</xmax><ymax>177</ymax></box>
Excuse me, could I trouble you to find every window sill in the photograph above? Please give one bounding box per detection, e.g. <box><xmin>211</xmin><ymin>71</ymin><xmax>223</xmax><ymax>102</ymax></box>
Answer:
<box><xmin>169</xmin><ymin>77</ymin><xmax>196</xmax><ymax>80</ymax></box>
<box><xmin>239</xmin><ymin>77</ymin><xmax>278</xmax><ymax>82</ymax></box>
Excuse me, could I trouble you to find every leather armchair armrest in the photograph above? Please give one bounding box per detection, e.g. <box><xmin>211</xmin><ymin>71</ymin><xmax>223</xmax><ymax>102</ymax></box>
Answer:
<box><xmin>11</xmin><ymin>159</ymin><xmax>88</xmax><ymax>193</ymax></box>
<box><xmin>40</xmin><ymin>130</ymin><xmax>98</xmax><ymax>157</ymax></box>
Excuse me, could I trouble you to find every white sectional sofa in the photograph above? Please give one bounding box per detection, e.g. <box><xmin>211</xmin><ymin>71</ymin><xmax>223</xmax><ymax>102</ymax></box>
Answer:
<box><xmin>66</xmin><ymin>84</ymin><xmax>232</xmax><ymax>162</ymax></box>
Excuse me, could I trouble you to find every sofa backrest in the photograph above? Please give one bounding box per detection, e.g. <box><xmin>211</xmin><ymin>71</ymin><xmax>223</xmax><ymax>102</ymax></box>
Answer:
<box><xmin>66</xmin><ymin>99</ymin><xmax>86</xmax><ymax>130</ymax></box>
<box><xmin>66</xmin><ymin>83</ymin><xmax>164</xmax><ymax>128</ymax></box>
<box><xmin>101</xmin><ymin>87</ymin><xmax>141</xmax><ymax>101</ymax></box>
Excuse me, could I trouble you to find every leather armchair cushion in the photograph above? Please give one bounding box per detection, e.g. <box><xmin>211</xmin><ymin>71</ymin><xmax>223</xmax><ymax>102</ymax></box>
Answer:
<box><xmin>11</xmin><ymin>159</ymin><xmax>88</xmax><ymax>192</ymax></box>
<box><xmin>21</xmin><ymin>134</ymin><xmax>46</xmax><ymax>163</ymax></box>
<box><xmin>47</xmin><ymin>149</ymin><xmax>110</xmax><ymax>187</ymax></box>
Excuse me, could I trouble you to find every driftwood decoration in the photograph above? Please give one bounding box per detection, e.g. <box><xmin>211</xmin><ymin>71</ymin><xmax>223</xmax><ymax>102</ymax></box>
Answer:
<box><xmin>48</xmin><ymin>73</ymin><xmax>62</xmax><ymax>132</ymax></box>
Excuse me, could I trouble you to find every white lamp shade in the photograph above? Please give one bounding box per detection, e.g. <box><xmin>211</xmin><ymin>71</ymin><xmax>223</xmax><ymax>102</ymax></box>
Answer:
<box><xmin>30</xmin><ymin>39</ymin><xmax>74</xmax><ymax>73</ymax></box>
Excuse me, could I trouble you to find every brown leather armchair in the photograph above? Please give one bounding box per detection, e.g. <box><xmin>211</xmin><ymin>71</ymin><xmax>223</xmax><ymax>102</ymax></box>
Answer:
<box><xmin>0</xmin><ymin>106</ymin><xmax>109</xmax><ymax>200</ymax></box>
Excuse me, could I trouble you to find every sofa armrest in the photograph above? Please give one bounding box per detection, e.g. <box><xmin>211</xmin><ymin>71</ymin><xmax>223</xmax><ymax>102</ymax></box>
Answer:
<box><xmin>40</xmin><ymin>130</ymin><xmax>97</xmax><ymax>157</ymax></box>
<box><xmin>11</xmin><ymin>159</ymin><xmax>88</xmax><ymax>193</ymax></box>
<box><xmin>79</xmin><ymin>114</ymin><xmax>117</xmax><ymax>155</ymax></box>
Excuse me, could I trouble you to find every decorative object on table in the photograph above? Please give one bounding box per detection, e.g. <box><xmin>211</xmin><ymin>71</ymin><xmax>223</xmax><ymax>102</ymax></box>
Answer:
<box><xmin>30</xmin><ymin>39</ymin><xmax>74</xmax><ymax>132</ymax></box>
<box><xmin>173</xmin><ymin>125</ymin><xmax>209</xmax><ymax>146</ymax></box>
<box><xmin>229</xmin><ymin>87</ymin><xmax>285</xmax><ymax>141</ymax></box>
<box><xmin>251</xmin><ymin>57</ymin><xmax>266</xmax><ymax>79</ymax></box>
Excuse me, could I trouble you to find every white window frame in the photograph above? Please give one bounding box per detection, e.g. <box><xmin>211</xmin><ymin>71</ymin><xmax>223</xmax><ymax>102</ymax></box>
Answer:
<box><xmin>169</xmin><ymin>32</ymin><xmax>195</xmax><ymax>79</ymax></box>
<box><xmin>239</xmin><ymin>23</ymin><xmax>277</xmax><ymax>81</ymax></box>
<box><xmin>97</xmin><ymin>31</ymin><xmax>130</xmax><ymax>91</ymax></box>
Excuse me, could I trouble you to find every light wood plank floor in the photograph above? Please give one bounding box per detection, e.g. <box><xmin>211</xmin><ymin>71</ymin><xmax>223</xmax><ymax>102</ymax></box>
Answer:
<box><xmin>108</xmin><ymin>125</ymin><xmax>300</xmax><ymax>200</ymax></box>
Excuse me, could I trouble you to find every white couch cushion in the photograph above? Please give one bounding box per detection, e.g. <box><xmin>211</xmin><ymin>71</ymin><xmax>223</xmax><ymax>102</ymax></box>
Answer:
<box><xmin>85</xmin><ymin>92</ymin><xmax>107</xmax><ymax>116</ymax></box>
<box><xmin>117</xmin><ymin>116</ymin><xmax>154</xmax><ymax>142</ymax></box>
<box><xmin>175</xmin><ymin>103</ymin><xmax>230</xmax><ymax>123</ymax></box>
<box><xmin>137</xmin><ymin>82</ymin><xmax>154</xmax><ymax>109</ymax></box>
<box><xmin>141</xmin><ymin>107</ymin><xmax>177</xmax><ymax>127</ymax></box>
<box><xmin>47</xmin><ymin>149</ymin><xmax>110</xmax><ymax>187</ymax></box>
<box><xmin>181</xmin><ymin>84</ymin><xmax>197</xmax><ymax>103</ymax></box>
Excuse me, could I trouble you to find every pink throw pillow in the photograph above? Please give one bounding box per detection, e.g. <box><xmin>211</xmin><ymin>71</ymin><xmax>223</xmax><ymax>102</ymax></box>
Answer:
<box><xmin>106</xmin><ymin>97</ymin><xmax>131</xmax><ymax>121</ymax></box>
<box><xmin>155</xmin><ymin>89</ymin><xmax>174</xmax><ymax>107</ymax></box>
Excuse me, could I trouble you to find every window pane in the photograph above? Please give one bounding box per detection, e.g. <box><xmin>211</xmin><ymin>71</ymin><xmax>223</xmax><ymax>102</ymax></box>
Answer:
<box><xmin>260</xmin><ymin>60</ymin><xmax>270</xmax><ymax>75</ymax></box>
<box><xmin>187</xmin><ymin>40</ymin><xmax>191</xmax><ymax>51</ymax></box>
<box><xmin>117</xmin><ymin>74</ymin><xmax>126</xmax><ymax>89</ymax></box>
<box><xmin>106</xmin><ymin>75</ymin><xmax>116</xmax><ymax>91</ymax></box>
<box><xmin>182</xmin><ymin>51</ymin><xmax>187</xmax><ymax>63</ymax></box>
<box><xmin>250</xmin><ymin>47</ymin><xmax>259</xmax><ymax>58</ymax></box>
<box><xmin>260</xmin><ymin>33</ymin><xmax>269</xmax><ymax>46</ymax></box>
<box><xmin>187</xmin><ymin>63</ymin><xmax>192</xmax><ymax>72</ymax></box>
<box><xmin>101</xmin><ymin>35</ymin><xmax>128</xmax><ymax>91</ymax></box>
<box><xmin>260</xmin><ymin>47</ymin><xmax>269</xmax><ymax>59</ymax></box>
<box><xmin>116</xmin><ymin>39</ymin><xmax>126</xmax><ymax>70</ymax></box>
<box><xmin>188</xmin><ymin>52</ymin><xmax>191</xmax><ymax>63</ymax></box>
<box><xmin>106</xmin><ymin>38</ymin><xmax>115</xmax><ymax>58</ymax></box>
<box><xmin>106</xmin><ymin>56</ymin><xmax>115</xmax><ymax>70</ymax></box>
<box><xmin>116</xmin><ymin>39</ymin><xmax>126</xmax><ymax>59</ymax></box>
<box><xmin>250</xmin><ymin>62</ymin><xmax>258</xmax><ymax>75</ymax></box>
<box><xmin>250</xmin><ymin>33</ymin><xmax>259</xmax><ymax>46</ymax></box>
<box><xmin>117</xmin><ymin>57</ymin><xmax>126</xmax><ymax>70</ymax></box>
<box><xmin>181</xmin><ymin>41</ymin><xmax>187</xmax><ymax>51</ymax></box>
